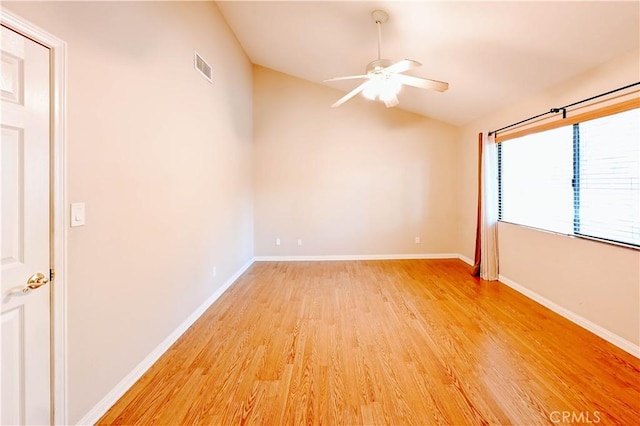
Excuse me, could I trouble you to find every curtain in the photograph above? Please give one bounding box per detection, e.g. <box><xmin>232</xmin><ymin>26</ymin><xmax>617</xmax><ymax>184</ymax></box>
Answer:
<box><xmin>472</xmin><ymin>134</ymin><xmax>482</xmax><ymax>276</ymax></box>
<box><xmin>472</xmin><ymin>132</ymin><xmax>499</xmax><ymax>280</ymax></box>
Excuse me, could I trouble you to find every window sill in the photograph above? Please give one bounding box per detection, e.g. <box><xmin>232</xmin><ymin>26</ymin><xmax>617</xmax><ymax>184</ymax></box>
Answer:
<box><xmin>497</xmin><ymin>220</ymin><xmax>640</xmax><ymax>252</ymax></box>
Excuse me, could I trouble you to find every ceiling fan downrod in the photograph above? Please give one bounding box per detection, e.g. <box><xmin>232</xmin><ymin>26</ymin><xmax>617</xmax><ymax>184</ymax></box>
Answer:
<box><xmin>371</xmin><ymin>10</ymin><xmax>389</xmax><ymax>61</ymax></box>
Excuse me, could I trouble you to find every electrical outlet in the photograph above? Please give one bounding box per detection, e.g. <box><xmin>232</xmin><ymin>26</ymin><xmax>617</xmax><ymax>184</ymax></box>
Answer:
<box><xmin>297</xmin><ymin>239</ymin><xmax>303</xmax><ymax>246</ymax></box>
<box><xmin>276</xmin><ymin>238</ymin><xmax>281</xmax><ymax>246</ymax></box>
<box><xmin>415</xmin><ymin>236</ymin><xmax>421</xmax><ymax>244</ymax></box>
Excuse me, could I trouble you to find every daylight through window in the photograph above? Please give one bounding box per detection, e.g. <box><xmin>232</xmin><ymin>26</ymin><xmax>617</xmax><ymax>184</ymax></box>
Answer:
<box><xmin>498</xmin><ymin>106</ymin><xmax>640</xmax><ymax>247</ymax></box>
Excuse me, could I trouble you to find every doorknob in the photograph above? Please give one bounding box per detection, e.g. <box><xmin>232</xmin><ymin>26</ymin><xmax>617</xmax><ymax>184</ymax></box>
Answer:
<box><xmin>22</xmin><ymin>272</ymin><xmax>50</xmax><ymax>294</ymax></box>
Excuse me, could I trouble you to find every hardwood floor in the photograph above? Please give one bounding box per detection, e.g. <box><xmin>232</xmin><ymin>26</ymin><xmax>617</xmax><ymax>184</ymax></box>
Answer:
<box><xmin>98</xmin><ymin>260</ymin><xmax>640</xmax><ymax>425</ymax></box>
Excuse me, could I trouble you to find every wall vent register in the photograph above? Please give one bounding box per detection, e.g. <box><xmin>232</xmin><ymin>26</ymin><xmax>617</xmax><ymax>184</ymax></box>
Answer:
<box><xmin>194</xmin><ymin>51</ymin><xmax>212</xmax><ymax>82</ymax></box>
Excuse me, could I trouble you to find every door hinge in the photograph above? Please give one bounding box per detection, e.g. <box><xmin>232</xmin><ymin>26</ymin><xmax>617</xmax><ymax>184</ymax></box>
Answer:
<box><xmin>50</xmin><ymin>268</ymin><xmax>55</xmax><ymax>281</ymax></box>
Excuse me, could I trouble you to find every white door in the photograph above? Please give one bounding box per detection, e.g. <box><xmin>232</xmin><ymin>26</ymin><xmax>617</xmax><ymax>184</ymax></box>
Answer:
<box><xmin>1</xmin><ymin>25</ymin><xmax>51</xmax><ymax>425</ymax></box>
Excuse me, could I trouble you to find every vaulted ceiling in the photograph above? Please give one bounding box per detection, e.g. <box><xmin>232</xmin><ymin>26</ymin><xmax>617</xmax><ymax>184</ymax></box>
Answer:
<box><xmin>217</xmin><ymin>1</ymin><xmax>639</xmax><ymax>126</ymax></box>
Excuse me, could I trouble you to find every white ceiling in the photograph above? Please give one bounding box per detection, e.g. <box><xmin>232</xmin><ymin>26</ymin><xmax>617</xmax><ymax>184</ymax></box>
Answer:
<box><xmin>217</xmin><ymin>1</ymin><xmax>640</xmax><ymax>126</ymax></box>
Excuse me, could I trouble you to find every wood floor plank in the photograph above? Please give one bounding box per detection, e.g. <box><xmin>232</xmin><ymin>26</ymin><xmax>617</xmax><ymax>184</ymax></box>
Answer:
<box><xmin>98</xmin><ymin>260</ymin><xmax>640</xmax><ymax>425</ymax></box>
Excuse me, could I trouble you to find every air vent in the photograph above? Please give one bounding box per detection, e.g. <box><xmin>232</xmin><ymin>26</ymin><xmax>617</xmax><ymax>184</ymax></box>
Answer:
<box><xmin>194</xmin><ymin>51</ymin><xmax>212</xmax><ymax>83</ymax></box>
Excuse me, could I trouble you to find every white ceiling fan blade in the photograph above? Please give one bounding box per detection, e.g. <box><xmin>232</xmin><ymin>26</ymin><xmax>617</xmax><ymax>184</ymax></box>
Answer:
<box><xmin>331</xmin><ymin>80</ymin><xmax>372</xmax><ymax>108</ymax></box>
<box><xmin>324</xmin><ymin>75</ymin><xmax>368</xmax><ymax>82</ymax></box>
<box><xmin>384</xmin><ymin>59</ymin><xmax>421</xmax><ymax>74</ymax></box>
<box><xmin>396</xmin><ymin>74</ymin><xmax>449</xmax><ymax>92</ymax></box>
<box><xmin>383</xmin><ymin>94</ymin><xmax>399</xmax><ymax>108</ymax></box>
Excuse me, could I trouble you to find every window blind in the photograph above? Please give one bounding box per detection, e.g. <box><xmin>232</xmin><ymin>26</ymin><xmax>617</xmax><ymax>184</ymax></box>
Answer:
<box><xmin>577</xmin><ymin>108</ymin><xmax>640</xmax><ymax>246</ymax></box>
<box><xmin>498</xmin><ymin>105</ymin><xmax>640</xmax><ymax>248</ymax></box>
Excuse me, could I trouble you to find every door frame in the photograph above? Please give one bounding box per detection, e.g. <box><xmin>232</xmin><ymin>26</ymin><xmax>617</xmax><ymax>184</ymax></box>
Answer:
<box><xmin>1</xmin><ymin>8</ymin><xmax>68</xmax><ymax>425</ymax></box>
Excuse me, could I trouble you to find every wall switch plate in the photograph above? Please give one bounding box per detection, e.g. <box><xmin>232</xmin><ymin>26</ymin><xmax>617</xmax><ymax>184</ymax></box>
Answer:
<box><xmin>276</xmin><ymin>238</ymin><xmax>281</xmax><ymax>246</ymax></box>
<box><xmin>70</xmin><ymin>203</ymin><xmax>86</xmax><ymax>227</ymax></box>
<box><xmin>212</xmin><ymin>266</ymin><xmax>217</xmax><ymax>278</ymax></box>
<box><xmin>297</xmin><ymin>239</ymin><xmax>303</xmax><ymax>246</ymax></box>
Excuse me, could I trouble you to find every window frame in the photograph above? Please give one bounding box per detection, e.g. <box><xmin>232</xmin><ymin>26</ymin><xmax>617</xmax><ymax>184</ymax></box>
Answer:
<box><xmin>496</xmin><ymin>98</ymin><xmax>640</xmax><ymax>250</ymax></box>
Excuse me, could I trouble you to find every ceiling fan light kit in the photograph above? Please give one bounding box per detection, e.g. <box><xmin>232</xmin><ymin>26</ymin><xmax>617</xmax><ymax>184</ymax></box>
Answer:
<box><xmin>363</xmin><ymin>78</ymin><xmax>401</xmax><ymax>101</ymax></box>
<box><xmin>325</xmin><ymin>9</ymin><xmax>449</xmax><ymax>109</ymax></box>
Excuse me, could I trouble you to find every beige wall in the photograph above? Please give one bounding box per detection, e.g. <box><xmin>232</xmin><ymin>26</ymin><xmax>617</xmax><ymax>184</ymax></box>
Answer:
<box><xmin>457</xmin><ymin>49</ymin><xmax>640</xmax><ymax>346</ymax></box>
<box><xmin>4</xmin><ymin>0</ymin><xmax>637</xmax><ymax>421</ymax></box>
<box><xmin>253</xmin><ymin>66</ymin><xmax>460</xmax><ymax>257</ymax></box>
<box><xmin>4</xmin><ymin>1</ymin><xmax>254</xmax><ymax>423</ymax></box>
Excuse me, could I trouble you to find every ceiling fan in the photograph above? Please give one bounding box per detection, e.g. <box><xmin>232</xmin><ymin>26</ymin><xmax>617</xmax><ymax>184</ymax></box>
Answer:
<box><xmin>325</xmin><ymin>10</ymin><xmax>449</xmax><ymax>109</ymax></box>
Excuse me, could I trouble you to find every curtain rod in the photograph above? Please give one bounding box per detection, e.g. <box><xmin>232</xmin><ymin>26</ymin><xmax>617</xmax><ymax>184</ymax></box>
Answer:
<box><xmin>488</xmin><ymin>81</ymin><xmax>640</xmax><ymax>136</ymax></box>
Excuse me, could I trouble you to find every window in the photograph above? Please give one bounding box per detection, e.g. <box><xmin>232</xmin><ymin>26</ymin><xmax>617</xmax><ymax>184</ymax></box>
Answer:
<box><xmin>498</xmin><ymin>106</ymin><xmax>640</xmax><ymax>247</ymax></box>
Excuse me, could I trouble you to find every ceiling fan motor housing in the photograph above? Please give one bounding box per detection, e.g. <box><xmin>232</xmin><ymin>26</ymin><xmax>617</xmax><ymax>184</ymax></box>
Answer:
<box><xmin>366</xmin><ymin>59</ymin><xmax>393</xmax><ymax>75</ymax></box>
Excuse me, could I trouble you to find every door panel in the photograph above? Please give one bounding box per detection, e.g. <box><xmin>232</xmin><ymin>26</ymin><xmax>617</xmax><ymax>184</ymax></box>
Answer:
<box><xmin>1</xmin><ymin>25</ymin><xmax>51</xmax><ymax>425</ymax></box>
<box><xmin>1</xmin><ymin>306</ymin><xmax>25</xmax><ymax>425</ymax></box>
<box><xmin>1</xmin><ymin>50</ymin><xmax>23</xmax><ymax>103</ymax></box>
<box><xmin>1</xmin><ymin>126</ymin><xmax>24</xmax><ymax>267</ymax></box>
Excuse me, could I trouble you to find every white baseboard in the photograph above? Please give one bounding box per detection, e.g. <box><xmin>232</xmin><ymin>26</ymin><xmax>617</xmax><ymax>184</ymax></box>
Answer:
<box><xmin>498</xmin><ymin>274</ymin><xmax>640</xmax><ymax>359</ymax></box>
<box><xmin>76</xmin><ymin>258</ymin><xmax>255</xmax><ymax>425</ymax></box>
<box><xmin>458</xmin><ymin>254</ymin><xmax>474</xmax><ymax>266</ymax></box>
<box><xmin>254</xmin><ymin>253</ymin><xmax>462</xmax><ymax>261</ymax></box>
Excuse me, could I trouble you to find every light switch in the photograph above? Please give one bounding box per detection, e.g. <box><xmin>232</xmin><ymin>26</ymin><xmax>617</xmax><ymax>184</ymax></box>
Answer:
<box><xmin>70</xmin><ymin>203</ymin><xmax>85</xmax><ymax>227</ymax></box>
